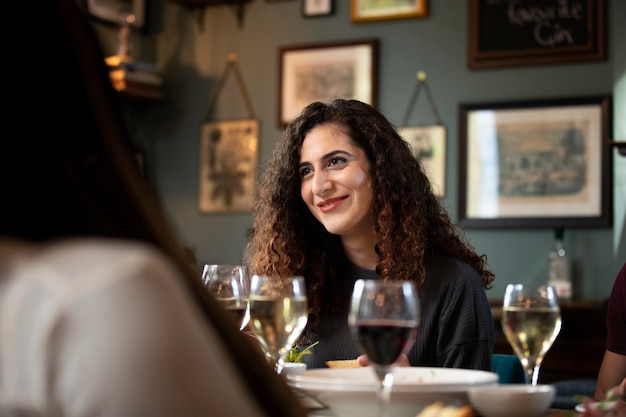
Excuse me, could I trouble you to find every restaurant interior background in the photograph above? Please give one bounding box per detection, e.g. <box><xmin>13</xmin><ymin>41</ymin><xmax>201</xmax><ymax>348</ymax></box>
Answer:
<box><xmin>88</xmin><ymin>0</ymin><xmax>625</xmax><ymax>302</ymax></box>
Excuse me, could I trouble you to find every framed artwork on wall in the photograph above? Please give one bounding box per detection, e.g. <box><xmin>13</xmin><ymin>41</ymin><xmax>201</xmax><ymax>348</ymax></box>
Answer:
<box><xmin>278</xmin><ymin>39</ymin><xmax>378</xmax><ymax>127</ymax></box>
<box><xmin>398</xmin><ymin>125</ymin><xmax>447</xmax><ymax>197</ymax></box>
<box><xmin>84</xmin><ymin>0</ymin><xmax>146</xmax><ymax>28</ymax></box>
<box><xmin>458</xmin><ymin>96</ymin><xmax>612</xmax><ymax>228</ymax></box>
<box><xmin>303</xmin><ymin>0</ymin><xmax>334</xmax><ymax>17</ymax></box>
<box><xmin>198</xmin><ymin>119</ymin><xmax>259</xmax><ymax>214</ymax></box>
<box><xmin>467</xmin><ymin>0</ymin><xmax>606</xmax><ymax>69</ymax></box>
<box><xmin>350</xmin><ymin>0</ymin><xmax>427</xmax><ymax>23</ymax></box>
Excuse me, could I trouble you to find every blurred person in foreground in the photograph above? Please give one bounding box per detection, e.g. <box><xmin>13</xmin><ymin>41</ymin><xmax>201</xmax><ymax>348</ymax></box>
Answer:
<box><xmin>244</xmin><ymin>99</ymin><xmax>495</xmax><ymax>370</ymax></box>
<box><xmin>594</xmin><ymin>263</ymin><xmax>626</xmax><ymax>401</ymax></box>
<box><xmin>0</xmin><ymin>1</ymin><xmax>307</xmax><ymax>417</ymax></box>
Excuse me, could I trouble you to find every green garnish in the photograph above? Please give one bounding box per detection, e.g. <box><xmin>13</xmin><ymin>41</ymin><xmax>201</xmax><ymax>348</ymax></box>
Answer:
<box><xmin>285</xmin><ymin>341</ymin><xmax>319</xmax><ymax>363</ymax></box>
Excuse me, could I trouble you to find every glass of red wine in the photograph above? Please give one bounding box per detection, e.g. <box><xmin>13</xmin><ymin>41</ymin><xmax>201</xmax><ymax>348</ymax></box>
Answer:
<box><xmin>202</xmin><ymin>264</ymin><xmax>250</xmax><ymax>330</ymax></box>
<box><xmin>349</xmin><ymin>279</ymin><xmax>420</xmax><ymax>417</ymax></box>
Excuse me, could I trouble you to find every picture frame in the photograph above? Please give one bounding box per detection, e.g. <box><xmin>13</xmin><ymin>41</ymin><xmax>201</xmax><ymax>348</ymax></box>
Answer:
<box><xmin>350</xmin><ymin>0</ymin><xmax>427</xmax><ymax>23</ymax></box>
<box><xmin>303</xmin><ymin>0</ymin><xmax>334</xmax><ymax>18</ymax></box>
<box><xmin>398</xmin><ymin>125</ymin><xmax>447</xmax><ymax>197</ymax></box>
<box><xmin>467</xmin><ymin>0</ymin><xmax>606</xmax><ymax>69</ymax></box>
<box><xmin>278</xmin><ymin>39</ymin><xmax>378</xmax><ymax>127</ymax></box>
<box><xmin>458</xmin><ymin>96</ymin><xmax>612</xmax><ymax>228</ymax></box>
<box><xmin>84</xmin><ymin>0</ymin><xmax>146</xmax><ymax>28</ymax></box>
<box><xmin>198</xmin><ymin>119</ymin><xmax>259</xmax><ymax>214</ymax></box>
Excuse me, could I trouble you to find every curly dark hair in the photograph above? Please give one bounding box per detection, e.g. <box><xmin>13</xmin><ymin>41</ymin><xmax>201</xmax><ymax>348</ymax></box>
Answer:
<box><xmin>245</xmin><ymin>99</ymin><xmax>494</xmax><ymax>334</ymax></box>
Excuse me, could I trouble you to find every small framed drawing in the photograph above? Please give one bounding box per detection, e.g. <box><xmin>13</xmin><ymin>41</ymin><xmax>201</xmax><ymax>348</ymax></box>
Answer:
<box><xmin>84</xmin><ymin>0</ymin><xmax>146</xmax><ymax>28</ymax></box>
<box><xmin>398</xmin><ymin>125</ymin><xmax>446</xmax><ymax>197</ymax></box>
<box><xmin>198</xmin><ymin>119</ymin><xmax>259</xmax><ymax>214</ymax></box>
<box><xmin>278</xmin><ymin>39</ymin><xmax>378</xmax><ymax>127</ymax></box>
<box><xmin>303</xmin><ymin>0</ymin><xmax>334</xmax><ymax>17</ymax></box>
<box><xmin>458</xmin><ymin>96</ymin><xmax>612</xmax><ymax>228</ymax></box>
<box><xmin>350</xmin><ymin>0</ymin><xmax>427</xmax><ymax>23</ymax></box>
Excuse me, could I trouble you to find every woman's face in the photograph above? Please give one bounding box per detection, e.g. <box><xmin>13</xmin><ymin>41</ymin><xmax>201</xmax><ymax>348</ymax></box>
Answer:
<box><xmin>299</xmin><ymin>123</ymin><xmax>375</xmax><ymax>239</ymax></box>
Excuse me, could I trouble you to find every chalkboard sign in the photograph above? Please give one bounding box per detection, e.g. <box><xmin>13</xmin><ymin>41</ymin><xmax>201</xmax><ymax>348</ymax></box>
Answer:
<box><xmin>468</xmin><ymin>0</ymin><xmax>605</xmax><ymax>69</ymax></box>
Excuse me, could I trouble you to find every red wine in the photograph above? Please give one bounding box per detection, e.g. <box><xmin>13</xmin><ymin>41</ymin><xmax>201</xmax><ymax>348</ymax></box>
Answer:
<box><xmin>355</xmin><ymin>320</ymin><xmax>418</xmax><ymax>365</ymax></box>
<box><xmin>226</xmin><ymin>307</ymin><xmax>248</xmax><ymax>329</ymax></box>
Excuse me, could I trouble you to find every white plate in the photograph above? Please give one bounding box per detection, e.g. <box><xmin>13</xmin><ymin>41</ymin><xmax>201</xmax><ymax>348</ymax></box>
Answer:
<box><xmin>575</xmin><ymin>401</ymin><xmax>618</xmax><ymax>413</ymax></box>
<box><xmin>287</xmin><ymin>367</ymin><xmax>498</xmax><ymax>417</ymax></box>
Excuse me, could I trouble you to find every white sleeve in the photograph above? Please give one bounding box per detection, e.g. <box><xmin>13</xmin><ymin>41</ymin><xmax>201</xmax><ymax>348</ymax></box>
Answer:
<box><xmin>4</xmin><ymin>241</ymin><xmax>269</xmax><ymax>417</ymax></box>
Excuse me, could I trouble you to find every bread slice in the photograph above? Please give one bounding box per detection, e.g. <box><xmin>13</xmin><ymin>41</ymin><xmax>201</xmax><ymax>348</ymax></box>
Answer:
<box><xmin>416</xmin><ymin>401</ymin><xmax>474</xmax><ymax>417</ymax></box>
<box><xmin>325</xmin><ymin>359</ymin><xmax>360</xmax><ymax>369</ymax></box>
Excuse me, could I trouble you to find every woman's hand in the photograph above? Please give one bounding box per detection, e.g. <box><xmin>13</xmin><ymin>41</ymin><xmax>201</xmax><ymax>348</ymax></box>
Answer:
<box><xmin>356</xmin><ymin>354</ymin><xmax>410</xmax><ymax>367</ymax></box>
<box><xmin>606</xmin><ymin>377</ymin><xmax>626</xmax><ymax>401</ymax></box>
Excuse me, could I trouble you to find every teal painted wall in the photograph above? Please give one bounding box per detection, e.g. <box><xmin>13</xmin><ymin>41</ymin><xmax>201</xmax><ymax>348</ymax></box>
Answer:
<box><xmin>98</xmin><ymin>0</ymin><xmax>625</xmax><ymax>301</ymax></box>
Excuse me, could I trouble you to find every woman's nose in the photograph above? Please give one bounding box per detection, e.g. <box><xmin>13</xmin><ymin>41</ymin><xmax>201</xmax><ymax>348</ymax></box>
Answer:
<box><xmin>311</xmin><ymin>171</ymin><xmax>331</xmax><ymax>196</ymax></box>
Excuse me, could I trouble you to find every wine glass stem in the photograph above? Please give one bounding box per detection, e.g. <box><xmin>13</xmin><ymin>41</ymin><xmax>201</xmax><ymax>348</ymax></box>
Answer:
<box><xmin>375</xmin><ymin>368</ymin><xmax>394</xmax><ymax>417</ymax></box>
<box><xmin>524</xmin><ymin>360</ymin><xmax>541</xmax><ymax>385</ymax></box>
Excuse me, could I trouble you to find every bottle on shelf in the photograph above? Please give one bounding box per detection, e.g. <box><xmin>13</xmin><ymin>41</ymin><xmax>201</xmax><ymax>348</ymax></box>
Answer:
<box><xmin>547</xmin><ymin>226</ymin><xmax>573</xmax><ymax>300</ymax></box>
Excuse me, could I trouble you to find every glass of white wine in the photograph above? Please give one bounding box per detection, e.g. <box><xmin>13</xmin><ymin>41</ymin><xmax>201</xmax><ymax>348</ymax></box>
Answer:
<box><xmin>248</xmin><ymin>275</ymin><xmax>308</xmax><ymax>374</ymax></box>
<box><xmin>502</xmin><ymin>284</ymin><xmax>562</xmax><ymax>385</ymax></box>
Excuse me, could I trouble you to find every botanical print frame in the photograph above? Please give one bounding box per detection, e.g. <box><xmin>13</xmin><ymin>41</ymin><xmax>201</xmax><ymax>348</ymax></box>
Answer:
<box><xmin>198</xmin><ymin>119</ymin><xmax>259</xmax><ymax>214</ymax></box>
<box><xmin>458</xmin><ymin>96</ymin><xmax>612</xmax><ymax>228</ymax></box>
<box><xmin>278</xmin><ymin>39</ymin><xmax>378</xmax><ymax>127</ymax></box>
<box><xmin>85</xmin><ymin>0</ymin><xmax>146</xmax><ymax>28</ymax></box>
<box><xmin>398</xmin><ymin>125</ymin><xmax>446</xmax><ymax>197</ymax></box>
<box><xmin>350</xmin><ymin>0</ymin><xmax>427</xmax><ymax>23</ymax></box>
<box><xmin>467</xmin><ymin>0</ymin><xmax>606</xmax><ymax>69</ymax></box>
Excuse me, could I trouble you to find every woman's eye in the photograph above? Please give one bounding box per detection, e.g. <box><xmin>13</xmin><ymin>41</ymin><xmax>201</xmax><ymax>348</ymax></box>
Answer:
<box><xmin>300</xmin><ymin>167</ymin><xmax>312</xmax><ymax>178</ymax></box>
<box><xmin>328</xmin><ymin>157</ymin><xmax>346</xmax><ymax>167</ymax></box>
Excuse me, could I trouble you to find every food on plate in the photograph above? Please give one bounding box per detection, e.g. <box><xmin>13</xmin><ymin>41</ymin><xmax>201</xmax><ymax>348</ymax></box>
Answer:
<box><xmin>415</xmin><ymin>401</ymin><xmax>473</xmax><ymax>417</ymax></box>
<box><xmin>325</xmin><ymin>359</ymin><xmax>360</xmax><ymax>369</ymax></box>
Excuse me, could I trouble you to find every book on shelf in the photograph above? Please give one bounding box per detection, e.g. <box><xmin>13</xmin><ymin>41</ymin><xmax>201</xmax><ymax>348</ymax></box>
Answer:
<box><xmin>109</xmin><ymin>68</ymin><xmax>163</xmax><ymax>86</ymax></box>
<box><xmin>105</xmin><ymin>54</ymin><xmax>162</xmax><ymax>74</ymax></box>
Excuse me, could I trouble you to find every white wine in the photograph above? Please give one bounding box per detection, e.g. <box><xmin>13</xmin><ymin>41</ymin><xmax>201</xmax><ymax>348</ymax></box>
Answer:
<box><xmin>502</xmin><ymin>307</ymin><xmax>562</xmax><ymax>361</ymax></box>
<box><xmin>249</xmin><ymin>295</ymin><xmax>308</xmax><ymax>359</ymax></box>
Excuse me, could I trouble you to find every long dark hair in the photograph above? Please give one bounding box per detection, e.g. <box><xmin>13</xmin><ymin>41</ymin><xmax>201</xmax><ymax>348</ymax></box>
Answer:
<box><xmin>246</xmin><ymin>99</ymin><xmax>494</xmax><ymax>334</ymax></box>
<box><xmin>1</xmin><ymin>2</ymin><xmax>306</xmax><ymax>416</ymax></box>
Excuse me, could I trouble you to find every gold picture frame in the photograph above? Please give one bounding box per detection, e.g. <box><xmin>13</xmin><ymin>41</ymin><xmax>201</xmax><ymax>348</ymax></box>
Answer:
<box><xmin>350</xmin><ymin>0</ymin><xmax>427</xmax><ymax>23</ymax></box>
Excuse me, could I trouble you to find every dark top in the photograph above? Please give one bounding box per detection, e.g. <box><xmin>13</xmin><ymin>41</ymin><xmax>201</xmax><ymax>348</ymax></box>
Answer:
<box><xmin>301</xmin><ymin>252</ymin><xmax>495</xmax><ymax>371</ymax></box>
<box><xmin>606</xmin><ymin>262</ymin><xmax>626</xmax><ymax>355</ymax></box>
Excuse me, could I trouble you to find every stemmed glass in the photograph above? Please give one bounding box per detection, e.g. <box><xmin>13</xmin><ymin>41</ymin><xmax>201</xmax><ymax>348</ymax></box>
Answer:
<box><xmin>502</xmin><ymin>284</ymin><xmax>562</xmax><ymax>385</ymax></box>
<box><xmin>247</xmin><ymin>275</ymin><xmax>308</xmax><ymax>374</ymax></box>
<box><xmin>202</xmin><ymin>264</ymin><xmax>250</xmax><ymax>331</ymax></box>
<box><xmin>348</xmin><ymin>279</ymin><xmax>420</xmax><ymax>417</ymax></box>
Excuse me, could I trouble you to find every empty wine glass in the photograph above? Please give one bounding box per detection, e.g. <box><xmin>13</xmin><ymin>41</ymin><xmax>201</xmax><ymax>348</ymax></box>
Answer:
<box><xmin>248</xmin><ymin>275</ymin><xmax>308</xmax><ymax>374</ymax></box>
<box><xmin>502</xmin><ymin>284</ymin><xmax>562</xmax><ymax>385</ymax></box>
<box><xmin>348</xmin><ymin>279</ymin><xmax>420</xmax><ymax>417</ymax></box>
<box><xmin>202</xmin><ymin>264</ymin><xmax>250</xmax><ymax>330</ymax></box>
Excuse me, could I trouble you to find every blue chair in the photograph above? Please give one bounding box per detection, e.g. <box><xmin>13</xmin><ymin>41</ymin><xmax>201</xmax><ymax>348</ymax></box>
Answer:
<box><xmin>492</xmin><ymin>354</ymin><xmax>527</xmax><ymax>384</ymax></box>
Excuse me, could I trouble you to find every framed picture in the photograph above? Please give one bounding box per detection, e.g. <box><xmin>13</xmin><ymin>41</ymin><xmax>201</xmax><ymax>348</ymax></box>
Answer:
<box><xmin>303</xmin><ymin>0</ymin><xmax>334</xmax><ymax>17</ymax></box>
<box><xmin>458</xmin><ymin>96</ymin><xmax>612</xmax><ymax>228</ymax></box>
<box><xmin>350</xmin><ymin>0</ymin><xmax>427</xmax><ymax>23</ymax></box>
<box><xmin>84</xmin><ymin>0</ymin><xmax>146</xmax><ymax>28</ymax></box>
<box><xmin>398</xmin><ymin>125</ymin><xmax>446</xmax><ymax>197</ymax></box>
<box><xmin>467</xmin><ymin>0</ymin><xmax>606</xmax><ymax>69</ymax></box>
<box><xmin>198</xmin><ymin>119</ymin><xmax>259</xmax><ymax>214</ymax></box>
<box><xmin>278</xmin><ymin>39</ymin><xmax>378</xmax><ymax>127</ymax></box>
